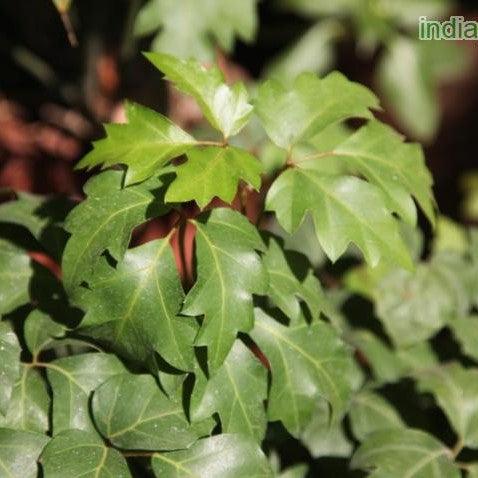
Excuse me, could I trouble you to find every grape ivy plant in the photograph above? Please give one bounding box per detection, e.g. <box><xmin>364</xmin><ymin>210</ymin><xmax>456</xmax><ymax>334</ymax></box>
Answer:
<box><xmin>0</xmin><ymin>52</ymin><xmax>477</xmax><ymax>477</ymax></box>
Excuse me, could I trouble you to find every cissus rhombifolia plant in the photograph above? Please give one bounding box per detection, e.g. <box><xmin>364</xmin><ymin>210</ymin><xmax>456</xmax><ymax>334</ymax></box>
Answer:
<box><xmin>1</xmin><ymin>51</ymin><xmax>466</xmax><ymax>477</ymax></box>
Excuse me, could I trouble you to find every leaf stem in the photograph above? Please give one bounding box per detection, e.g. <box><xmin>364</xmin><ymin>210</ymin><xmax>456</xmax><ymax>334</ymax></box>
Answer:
<box><xmin>452</xmin><ymin>437</ymin><xmax>464</xmax><ymax>458</ymax></box>
<box><xmin>196</xmin><ymin>140</ymin><xmax>228</xmax><ymax>148</ymax></box>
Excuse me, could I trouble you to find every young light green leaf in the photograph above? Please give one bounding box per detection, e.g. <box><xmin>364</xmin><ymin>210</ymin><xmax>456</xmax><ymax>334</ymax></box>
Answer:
<box><xmin>376</xmin><ymin>252</ymin><xmax>471</xmax><ymax>346</ymax></box>
<box><xmin>351</xmin><ymin>428</ymin><xmax>459</xmax><ymax>478</ymax></box>
<box><xmin>24</xmin><ymin>310</ymin><xmax>65</xmax><ymax>359</ymax></box>
<box><xmin>145</xmin><ymin>52</ymin><xmax>253</xmax><ymax>138</ymax></box>
<box><xmin>0</xmin><ymin>365</ymin><xmax>49</xmax><ymax>433</ymax></box>
<box><xmin>165</xmin><ymin>146</ymin><xmax>262</xmax><ymax>208</ymax></box>
<box><xmin>250</xmin><ymin>308</ymin><xmax>354</xmax><ymax>435</ymax></box>
<box><xmin>300</xmin><ymin>399</ymin><xmax>353</xmax><ymax>458</ymax></box>
<box><xmin>78</xmin><ymin>238</ymin><xmax>197</xmax><ymax>369</ymax></box>
<box><xmin>152</xmin><ymin>433</ymin><xmax>273</xmax><ymax>477</ymax></box>
<box><xmin>266</xmin><ymin>169</ymin><xmax>412</xmax><ymax>269</ymax></box>
<box><xmin>0</xmin><ymin>240</ymin><xmax>32</xmax><ymax>315</ymax></box>
<box><xmin>416</xmin><ymin>363</ymin><xmax>478</xmax><ymax>448</ymax></box>
<box><xmin>62</xmin><ymin>170</ymin><xmax>167</xmax><ymax>293</ymax></box>
<box><xmin>184</xmin><ymin>208</ymin><xmax>267</xmax><ymax>370</ymax></box>
<box><xmin>92</xmin><ymin>373</ymin><xmax>203</xmax><ymax>450</ymax></box>
<box><xmin>191</xmin><ymin>340</ymin><xmax>268</xmax><ymax>441</ymax></box>
<box><xmin>77</xmin><ymin>102</ymin><xmax>196</xmax><ymax>185</ymax></box>
<box><xmin>0</xmin><ymin>322</ymin><xmax>21</xmax><ymax>416</ymax></box>
<box><xmin>350</xmin><ymin>390</ymin><xmax>404</xmax><ymax>442</ymax></box>
<box><xmin>46</xmin><ymin>352</ymin><xmax>126</xmax><ymax>434</ymax></box>
<box><xmin>0</xmin><ymin>428</ymin><xmax>48</xmax><ymax>478</ymax></box>
<box><xmin>304</xmin><ymin>120</ymin><xmax>435</xmax><ymax>225</ymax></box>
<box><xmin>254</xmin><ymin>71</ymin><xmax>379</xmax><ymax>150</ymax></box>
<box><xmin>263</xmin><ymin>237</ymin><xmax>324</xmax><ymax>322</ymax></box>
<box><xmin>450</xmin><ymin>315</ymin><xmax>478</xmax><ymax>362</ymax></box>
<box><xmin>41</xmin><ymin>429</ymin><xmax>131</xmax><ymax>478</ymax></box>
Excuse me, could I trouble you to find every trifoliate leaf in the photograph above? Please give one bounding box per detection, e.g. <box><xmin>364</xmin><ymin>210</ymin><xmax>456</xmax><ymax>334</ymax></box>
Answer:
<box><xmin>416</xmin><ymin>363</ymin><xmax>478</xmax><ymax>448</ymax></box>
<box><xmin>24</xmin><ymin>310</ymin><xmax>65</xmax><ymax>359</ymax></box>
<box><xmin>0</xmin><ymin>322</ymin><xmax>21</xmax><ymax>416</ymax></box>
<box><xmin>450</xmin><ymin>315</ymin><xmax>478</xmax><ymax>362</ymax></box>
<box><xmin>183</xmin><ymin>208</ymin><xmax>267</xmax><ymax>370</ymax></box>
<box><xmin>300</xmin><ymin>399</ymin><xmax>353</xmax><ymax>458</ymax></box>
<box><xmin>92</xmin><ymin>373</ymin><xmax>202</xmax><ymax>450</ymax></box>
<box><xmin>0</xmin><ymin>428</ymin><xmax>48</xmax><ymax>478</ymax></box>
<box><xmin>191</xmin><ymin>340</ymin><xmax>267</xmax><ymax>441</ymax></box>
<box><xmin>375</xmin><ymin>252</ymin><xmax>471</xmax><ymax>346</ymax></box>
<box><xmin>0</xmin><ymin>365</ymin><xmax>49</xmax><ymax>433</ymax></box>
<box><xmin>62</xmin><ymin>170</ymin><xmax>167</xmax><ymax>293</ymax></box>
<box><xmin>250</xmin><ymin>308</ymin><xmax>354</xmax><ymax>435</ymax></box>
<box><xmin>351</xmin><ymin>428</ymin><xmax>459</xmax><ymax>478</ymax></box>
<box><xmin>0</xmin><ymin>240</ymin><xmax>33</xmax><ymax>315</ymax></box>
<box><xmin>145</xmin><ymin>52</ymin><xmax>253</xmax><ymax>138</ymax></box>
<box><xmin>41</xmin><ymin>429</ymin><xmax>131</xmax><ymax>478</ymax></box>
<box><xmin>304</xmin><ymin>120</ymin><xmax>435</xmax><ymax>226</ymax></box>
<box><xmin>152</xmin><ymin>433</ymin><xmax>273</xmax><ymax>477</ymax></box>
<box><xmin>263</xmin><ymin>237</ymin><xmax>324</xmax><ymax>322</ymax></box>
<box><xmin>166</xmin><ymin>146</ymin><xmax>262</xmax><ymax>208</ymax></box>
<box><xmin>46</xmin><ymin>352</ymin><xmax>126</xmax><ymax>434</ymax></box>
<box><xmin>254</xmin><ymin>71</ymin><xmax>379</xmax><ymax>150</ymax></box>
<box><xmin>349</xmin><ymin>390</ymin><xmax>404</xmax><ymax>442</ymax></box>
<box><xmin>135</xmin><ymin>0</ymin><xmax>258</xmax><ymax>61</ymax></box>
<box><xmin>266</xmin><ymin>169</ymin><xmax>412</xmax><ymax>269</ymax></box>
<box><xmin>77</xmin><ymin>102</ymin><xmax>196</xmax><ymax>185</ymax></box>
<box><xmin>78</xmin><ymin>238</ymin><xmax>197</xmax><ymax>369</ymax></box>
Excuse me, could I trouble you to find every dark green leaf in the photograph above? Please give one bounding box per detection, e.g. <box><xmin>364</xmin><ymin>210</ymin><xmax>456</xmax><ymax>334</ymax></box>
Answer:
<box><xmin>0</xmin><ymin>322</ymin><xmax>21</xmax><ymax>415</ymax></box>
<box><xmin>184</xmin><ymin>208</ymin><xmax>267</xmax><ymax>370</ymax></box>
<box><xmin>41</xmin><ymin>429</ymin><xmax>131</xmax><ymax>478</ymax></box>
<box><xmin>191</xmin><ymin>340</ymin><xmax>267</xmax><ymax>441</ymax></box>
<box><xmin>92</xmin><ymin>373</ymin><xmax>203</xmax><ymax>450</ymax></box>
<box><xmin>152</xmin><ymin>433</ymin><xmax>273</xmax><ymax>477</ymax></box>
<box><xmin>78</xmin><ymin>238</ymin><xmax>197</xmax><ymax>369</ymax></box>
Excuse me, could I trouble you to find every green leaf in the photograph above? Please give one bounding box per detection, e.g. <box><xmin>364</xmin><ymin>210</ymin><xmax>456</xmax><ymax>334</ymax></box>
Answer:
<box><xmin>254</xmin><ymin>71</ymin><xmax>379</xmax><ymax>150</ymax></box>
<box><xmin>41</xmin><ymin>429</ymin><xmax>131</xmax><ymax>478</ymax></box>
<box><xmin>0</xmin><ymin>322</ymin><xmax>21</xmax><ymax>415</ymax></box>
<box><xmin>250</xmin><ymin>308</ymin><xmax>354</xmax><ymax>435</ymax></box>
<box><xmin>24</xmin><ymin>310</ymin><xmax>65</xmax><ymax>359</ymax></box>
<box><xmin>77</xmin><ymin>102</ymin><xmax>196</xmax><ymax>185</ymax></box>
<box><xmin>450</xmin><ymin>315</ymin><xmax>478</xmax><ymax>362</ymax></box>
<box><xmin>166</xmin><ymin>146</ymin><xmax>262</xmax><ymax>208</ymax></box>
<box><xmin>191</xmin><ymin>340</ymin><xmax>268</xmax><ymax>441</ymax></box>
<box><xmin>0</xmin><ymin>365</ymin><xmax>49</xmax><ymax>433</ymax></box>
<box><xmin>375</xmin><ymin>252</ymin><xmax>471</xmax><ymax>346</ymax></box>
<box><xmin>416</xmin><ymin>363</ymin><xmax>478</xmax><ymax>448</ymax></box>
<box><xmin>92</xmin><ymin>373</ymin><xmax>202</xmax><ymax>450</ymax></box>
<box><xmin>61</xmin><ymin>170</ymin><xmax>166</xmax><ymax>293</ymax></box>
<box><xmin>377</xmin><ymin>37</ymin><xmax>439</xmax><ymax>143</ymax></box>
<box><xmin>0</xmin><ymin>428</ymin><xmax>48</xmax><ymax>478</ymax></box>
<box><xmin>78</xmin><ymin>238</ymin><xmax>197</xmax><ymax>369</ymax></box>
<box><xmin>0</xmin><ymin>240</ymin><xmax>33</xmax><ymax>315</ymax></box>
<box><xmin>183</xmin><ymin>208</ymin><xmax>267</xmax><ymax>370</ymax></box>
<box><xmin>146</xmin><ymin>52</ymin><xmax>253</xmax><ymax>138</ymax></box>
<box><xmin>265</xmin><ymin>20</ymin><xmax>341</xmax><ymax>83</ymax></box>
<box><xmin>300</xmin><ymin>399</ymin><xmax>353</xmax><ymax>458</ymax></box>
<box><xmin>46</xmin><ymin>352</ymin><xmax>126</xmax><ymax>434</ymax></box>
<box><xmin>351</xmin><ymin>428</ymin><xmax>460</xmax><ymax>478</ymax></box>
<box><xmin>350</xmin><ymin>390</ymin><xmax>404</xmax><ymax>442</ymax></box>
<box><xmin>135</xmin><ymin>0</ymin><xmax>258</xmax><ymax>61</ymax></box>
<box><xmin>263</xmin><ymin>237</ymin><xmax>324</xmax><ymax>322</ymax></box>
<box><xmin>467</xmin><ymin>464</ymin><xmax>478</xmax><ymax>478</ymax></box>
<box><xmin>266</xmin><ymin>169</ymin><xmax>412</xmax><ymax>269</ymax></box>
<box><xmin>305</xmin><ymin>120</ymin><xmax>435</xmax><ymax>226</ymax></box>
<box><xmin>433</xmin><ymin>216</ymin><xmax>468</xmax><ymax>254</ymax></box>
<box><xmin>152</xmin><ymin>433</ymin><xmax>273</xmax><ymax>477</ymax></box>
